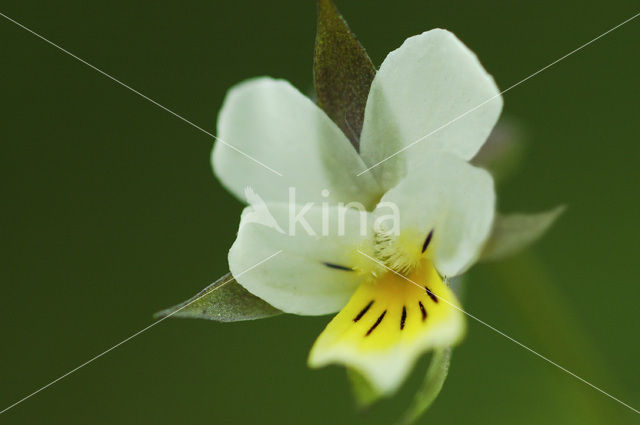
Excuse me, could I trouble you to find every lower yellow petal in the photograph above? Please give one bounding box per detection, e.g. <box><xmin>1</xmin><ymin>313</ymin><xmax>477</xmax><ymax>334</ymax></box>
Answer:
<box><xmin>308</xmin><ymin>259</ymin><xmax>465</xmax><ymax>394</ymax></box>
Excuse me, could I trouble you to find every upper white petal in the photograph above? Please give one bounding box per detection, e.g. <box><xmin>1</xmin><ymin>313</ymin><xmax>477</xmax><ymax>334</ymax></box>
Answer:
<box><xmin>213</xmin><ymin>77</ymin><xmax>381</xmax><ymax>207</ymax></box>
<box><xmin>228</xmin><ymin>203</ymin><xmax>375</xmax><ymax>315</ymax></box>
<box><xmin>360</xmin><ymin>29</ymin><xmax>503</xmax><ymax>190</ymax></box>
<box><xmin>374</xmin><ymin>152</ymin><xmax>495</xmax><ymax>277</ymax></box>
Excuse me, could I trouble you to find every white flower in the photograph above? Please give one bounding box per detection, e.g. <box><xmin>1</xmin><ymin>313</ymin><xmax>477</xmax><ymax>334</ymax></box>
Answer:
<box><xmin>212</xmin><ymin>29</ymin><xmax>502</xmax><ymax>394</ymax></box>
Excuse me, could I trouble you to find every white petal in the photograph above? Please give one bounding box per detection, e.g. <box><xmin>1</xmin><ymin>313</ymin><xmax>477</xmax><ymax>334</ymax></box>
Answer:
<box><xmin>360</xmin><ymin>29</ymin><xmax>503</xmax><ymax>190</ymax></box>
<box><xmin>374</xmin><ymin>153</ymin><xmax>495</xmax><ymax>277</ymax></box>
<box><xmin>213</xmin><ymin>77</ymin><xmax>381</xmax><ymax>207</ymax></box>
<box><xmin>228</xmin><ymin>203</ymin><xmax>376</xmax><ymax>315</ymax></box>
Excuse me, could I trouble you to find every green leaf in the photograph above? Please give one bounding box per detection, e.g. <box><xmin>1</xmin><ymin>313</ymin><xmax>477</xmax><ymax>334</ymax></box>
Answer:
<box><xmin>346</xmin><ymin>367</ymin><xmax>383</xmax><ymax>408</ymax></box>
<box><xmin>314</xmin><ymin>0</ymin><xmax>376</xmax><ymax>150</ymax></box>
<box><xmin>154</xmin><ymin>272</ymin><xmax>282</xmax><ymax>322</ymax></box>
<box><xmin>397</xmin><ymin>348</ymin><xmax>451</xmax><ymax>425</ymax></box>
<box><xmin>481</xmin><ymin>206</ymin><xmax>566</xmax><ymax>262</ymax></box>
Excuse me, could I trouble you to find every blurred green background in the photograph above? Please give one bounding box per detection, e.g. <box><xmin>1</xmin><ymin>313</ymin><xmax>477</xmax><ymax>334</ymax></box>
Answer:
<box><xmin>1</xmin><ymin>1</ymin><xmax>639</xmax><ymax>424</ymax></box>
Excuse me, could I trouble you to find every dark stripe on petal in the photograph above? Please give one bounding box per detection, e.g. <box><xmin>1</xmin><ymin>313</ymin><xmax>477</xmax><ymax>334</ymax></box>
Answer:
<box><xmin>323</xmin><ymin>262</ymin><xmax>354</xmax><ymax>271</ymax></box>
<box><xmin>353</xmin><ymin>300</ymin><xmax>374</xmax><ymax>322</ymax></box>
<box><xmin>425</xmin><ymin>286</ymin><xmax>438</xmax><ymax>303</ymax></box>
<box><xmin>418</xmin><ymin>301</ymin><xmax>427</xmax><ymax>321</ymax></box>
<box><xmin>366</xmin><ymin>310</ymin><xmax>387</xmax><ymax>336</ymax></box>
<box><xmin>400</xmin><ymin>306</ymin><xmax>407</xmax><ymax>330</ymax></box>
<box><xmin>421</xmin><ymin>230</ymin><xmax>434</xmax><ymax>253</ymax></box>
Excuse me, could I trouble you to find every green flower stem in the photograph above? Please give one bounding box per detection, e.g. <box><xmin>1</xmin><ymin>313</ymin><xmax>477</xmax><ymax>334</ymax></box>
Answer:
<box><xmin>489</xmin><ymin>253</ymin><xmax>629</xmax><ymax>424</ymax></box>
<box><xmin>397</xmin><ymin>348</ymin><xmax>451</xmax><ymax>425</ymax></box>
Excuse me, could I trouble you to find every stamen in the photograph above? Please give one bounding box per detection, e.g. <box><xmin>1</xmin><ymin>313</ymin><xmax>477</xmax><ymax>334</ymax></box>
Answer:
<box><xmin>425</xmin><ymin>286</ymin><xmax>438</xmax><ymax>303</ymax></box>
<box><xmin>421</xmin><ymin>230</ymin><xmax>434</xmax><ymax>253</ymax></box>
<box><xmin>366</xmin><ymin>310</ymin><xmax>387</xmax><ymax>336</ymax></box>
<box><xmin>400</xmin><ymin>306</ymin><xmax>407</xmax><ymax>330</ymax></box>
<box><xmin>323</xmin><ymin>262</ymin><xmax>354</xmax><ymax>271</ymax></box>
<box><xmin>353</xmin><ymin>300</ymin><xmax>374</xmax><ymax>322</ymax></box>
<box><xmin>373</xmin><ymin>231</ymin><xmax>420</xmax><ymax>275</ymax></box>
<box><xmin>418</xmin><ymin>301</ymin><xmax>427</xmax><ymax>321</ymax></box>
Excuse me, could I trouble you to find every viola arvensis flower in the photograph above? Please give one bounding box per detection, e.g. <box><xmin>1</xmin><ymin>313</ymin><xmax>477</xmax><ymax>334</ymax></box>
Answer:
<box><xmin>212</xmin><ymin>28</ymin><xmax>502</xmax><ymax>394</ymax></box>
<box><xmin>160</xmin><ymin>4</ymin><xmax>561</xmax><ymax>416</ymax></box>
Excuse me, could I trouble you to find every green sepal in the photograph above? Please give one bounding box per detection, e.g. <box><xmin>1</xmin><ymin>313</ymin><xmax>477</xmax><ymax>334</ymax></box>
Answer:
<box><xmin>155</xmin><ymin>272</ymin><xmax>282</xmax><ymax>322</ymax></box>
<box><xmin>397</xmin><ymin>348</ymin><xmax>451</xmax><ymax>425</ymax></box>
<box><xmin>314</xmin><ymin>0</ymin><xmax>376</xmax><ymax>150</ymax></box>
<box><xmin>346</xmin><ymin>367</ymin><xmax>383</xmax><ymax>409</ymax></box>
<box><xmin>481</xmin><ymin>206</ymin><xmax>566</xmax><ymax>262</ymax></box>
<box><xmin>472</xmin><ymin>118</ymin><xmax>525</xmax><ymax>184</ymax></box>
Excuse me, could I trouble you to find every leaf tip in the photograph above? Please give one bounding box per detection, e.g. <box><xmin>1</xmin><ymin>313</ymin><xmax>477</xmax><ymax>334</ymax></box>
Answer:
<box><xmin>313</xmin><ymin>0</ymin><xmax>376</xmax><ymax>150</ymax></box>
